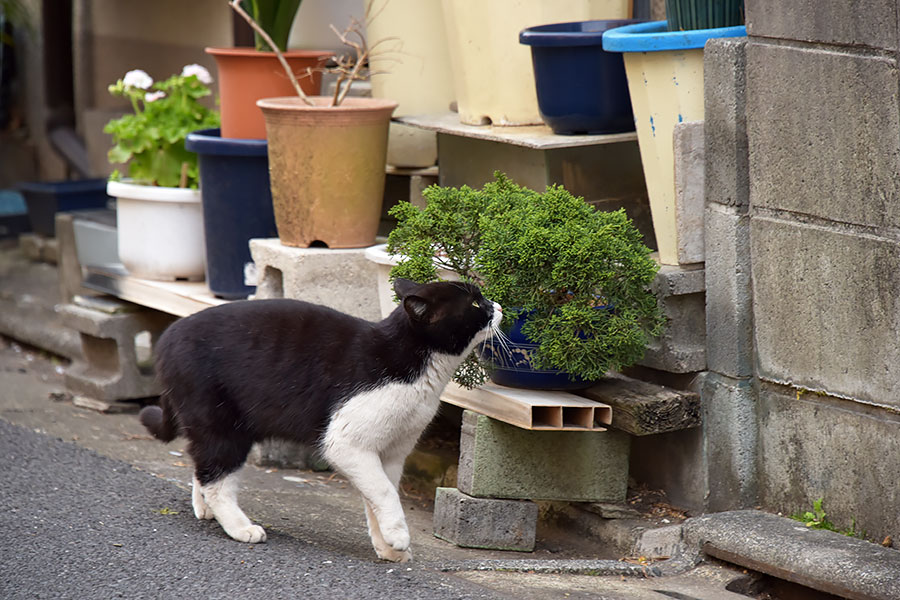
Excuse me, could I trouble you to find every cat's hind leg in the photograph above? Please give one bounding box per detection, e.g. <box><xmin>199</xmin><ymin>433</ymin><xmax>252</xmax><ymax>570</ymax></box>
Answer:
<box><xmin>190</xmin><ymin>435</ymin><xmax>265</xmax><ymax>543</ymax></box>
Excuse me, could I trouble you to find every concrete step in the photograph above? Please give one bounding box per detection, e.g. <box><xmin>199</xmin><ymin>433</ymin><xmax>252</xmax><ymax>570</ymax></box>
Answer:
<box><xmin>683</xmin><ymin>510</ymin><xmax>900</xmax><ymax>600</ymax></box>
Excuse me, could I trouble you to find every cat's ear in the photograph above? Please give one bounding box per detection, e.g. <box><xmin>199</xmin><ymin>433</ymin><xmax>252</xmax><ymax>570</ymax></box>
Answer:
<box><xmin>393</xmin><ymin>278</ymin><xmax>419</xmax><ymax>299</ymax></box>
<box><xmin>403</xmin><ymin>295</ymin><xmax>431</xmax><ymax>322</ymax></box>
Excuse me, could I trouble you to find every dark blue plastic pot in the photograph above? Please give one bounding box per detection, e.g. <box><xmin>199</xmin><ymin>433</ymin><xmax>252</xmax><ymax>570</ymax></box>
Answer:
<box><xmin>519</xmin><ymin>19</ymin><xmax>642</xmax><ymax>135</ymax></box>
<box><xmin>186</xmin><ymin>128</ymin><xmax>277</xmax><ymax>299</ymax></box>
<box><xmin>481</xmin><ymin>311</ymin><xmax>595</xmax><ymax>391</ymax></box>
<box><xmin>16</xmin><ymin>178</ymin><xmax>111</xmax><ymax>236</ymax></box>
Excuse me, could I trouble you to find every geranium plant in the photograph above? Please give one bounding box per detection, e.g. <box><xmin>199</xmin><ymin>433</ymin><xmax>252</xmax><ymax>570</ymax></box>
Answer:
<box><xmin>388</xmin><ymin>173</ymin><xmax>665</xmax><ymax>388</ymax></box>
<box><xmin>104</xmin><ymin>65</ymin><xmax>220</xmax><ymax>188</ymax></box>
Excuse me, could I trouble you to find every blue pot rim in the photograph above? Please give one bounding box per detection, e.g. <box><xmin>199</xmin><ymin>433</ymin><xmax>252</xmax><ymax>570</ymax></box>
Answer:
<box><xmin>602</xmin><ymin>20</ymin><xmax>747</xmax><ymax>52</ymax></box>
<box><xmin>16</xmin><ymin>178</ymin><xmax>109</xmax><ymax>193</ymax></box>
<box><xmin>519</xmin><ymin>19</ymin><xmax>644</xmax><ymax>47</ymax></box>
<box><xmin>185</xmin><ymin>128</ymin><xmax>268</xmax><ymax>157</ymax></box>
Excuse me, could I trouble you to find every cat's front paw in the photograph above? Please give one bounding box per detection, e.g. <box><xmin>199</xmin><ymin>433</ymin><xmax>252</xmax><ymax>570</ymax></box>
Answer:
<box><xmin>377</xmin><ymin>546</ymin><xmax>412</xmax><ymax>563</ymax></box>
<box><xmin>381</xmin><ymin>525</ymin><xmax>410</xmax><ymax>552</ymax></box>
<box><xmin>226</xmin><ymin>524</ymin><xmax>267</xmax><ymax>544</ymax></box>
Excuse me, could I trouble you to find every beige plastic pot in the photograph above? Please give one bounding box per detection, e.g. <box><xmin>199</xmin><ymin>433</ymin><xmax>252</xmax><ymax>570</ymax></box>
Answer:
<box><xmin>365</xmin><ymin>0</ymin><xmax>454</xmax><ymax>167</ymax></box>
<box><xmin>257</xmin><ymin>96</ymin><xmax>398</xmax><ymax>249</ymax></box>
<box><xmin>441</xmin><ymin>0</ymin><xmax>631</xmax><ymax>126</ymax></box>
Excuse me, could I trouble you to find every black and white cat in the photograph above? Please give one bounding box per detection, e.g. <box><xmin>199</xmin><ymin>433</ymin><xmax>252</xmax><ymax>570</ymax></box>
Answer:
<box><xmin>139</xmin><ymin>278</ymin><xmax>502</xmax><ymax>562</ymax></box>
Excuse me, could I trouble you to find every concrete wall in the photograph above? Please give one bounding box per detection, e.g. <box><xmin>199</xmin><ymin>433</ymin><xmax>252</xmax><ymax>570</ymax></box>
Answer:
<box><xmin>700</xmin><ymin>0</ymin><xmax>900</xmax><ymax>542</ymax></box>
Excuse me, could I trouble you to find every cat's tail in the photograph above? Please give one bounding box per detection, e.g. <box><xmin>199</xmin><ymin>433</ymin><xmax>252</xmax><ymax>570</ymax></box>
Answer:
<box><xmin>139</xmin><ymin>397</ymin><xmax>179</xmax><ymax>442</ymax></box>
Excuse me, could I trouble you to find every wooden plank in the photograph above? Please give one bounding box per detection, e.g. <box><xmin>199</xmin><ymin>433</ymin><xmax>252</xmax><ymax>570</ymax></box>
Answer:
<box><xmin>441</xmin><ymin>382</ymin><xmax>610</xmax><ymax>432</ymax></box>
<box><xmin>397</xmin><ymin>113</ymin><xmax>638</xmax><ymax>150</ymax></box>
<box><xmin>82</xmin><ymin>265</ymin><xmax>228</xmax><ymax>318</ymax></box>
<box><xmin>578</xmin><ymin>372</ymin><xmax>701</xmax><ymax>436</ymax></box>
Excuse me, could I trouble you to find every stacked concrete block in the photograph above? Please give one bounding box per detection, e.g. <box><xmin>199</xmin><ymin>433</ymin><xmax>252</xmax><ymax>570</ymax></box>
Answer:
<box><xmin>457</xmin><ymin>410</ymin><xmax>630</xmax><ymax>502</ymax></box>
<box><xmin>433</xmin><ymin>487</ymin><xmax>538</xmax><ymax>552</ymax></box>
<box><xmin>60</xmin><ymin>296</ymin><xmax>175</xmax><ymax>401</ymax></box>
<box><xmin>698</xmin><ymin>37</ymin><xmax>759</xmax><ymax>513</ymax></box>
<box><xmin>638</xmin><ymin>263</ymin><xmax>707</xmax><ymax>374</ymax></box>
<box><xmin>249</xmin><ymin>238</ymin><xmax>382</xmax><ymax>322</ymax></box>
<box><xmin>434</xmin><ymin>409</ymin><xmax>630</xmax><ymax>551</ymax></box>
<box><xmin>740</xmin><ymin>0</ymin><xmax>900</xmax><ymax>541</ymax></box>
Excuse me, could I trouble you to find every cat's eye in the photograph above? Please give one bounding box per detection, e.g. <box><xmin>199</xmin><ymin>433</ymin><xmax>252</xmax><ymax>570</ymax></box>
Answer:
<box><xmin>471</xmin><ymin>300</ymin><xmax>480</xmax><ymax>308</ymax></box>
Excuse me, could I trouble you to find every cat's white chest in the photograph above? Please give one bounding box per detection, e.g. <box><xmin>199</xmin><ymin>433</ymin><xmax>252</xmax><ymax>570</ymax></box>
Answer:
<box><xmin>322</xmin><ymin>353</ymin><xmax>457</xmax><ymax>457</ymax></box>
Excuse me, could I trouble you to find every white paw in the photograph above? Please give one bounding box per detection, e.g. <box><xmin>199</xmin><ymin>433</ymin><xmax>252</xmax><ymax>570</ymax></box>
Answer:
<box><xmin>227</xmin><ymin>524</ymin><xmax>267</xmax><ymax>544</ymax></box>
<box><xmin>376</xmin><ymin>546</ymin><xmax>412</xmax><ymax>563</ymax></box>
<box><xmin>381</xmin><ymin>525</ymin><xmax>410</xmax><ymax>552</ymax></box>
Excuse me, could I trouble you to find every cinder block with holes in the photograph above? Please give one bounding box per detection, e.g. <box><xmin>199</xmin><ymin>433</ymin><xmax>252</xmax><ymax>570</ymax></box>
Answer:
<box><xmin>248</xmin><ymin>238</ymin><xmax>382</xmax><ymax>321</ymax></box>
<box><xmin>59</xmin><ymin>295</ymin><xmax>175</xmax><ymax>401</ymax></box>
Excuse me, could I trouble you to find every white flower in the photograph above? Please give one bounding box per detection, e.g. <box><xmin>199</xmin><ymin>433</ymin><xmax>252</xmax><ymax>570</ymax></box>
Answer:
<box><xmin>144</xmin><ymin>90</ymin><xmax>166</xmax><ymax>103</ymax></box>
<box><xmin>181</xmin><ymin>63</ymin><xmax>213</xmax><ymax>85</ymax></box>
<box><xmin>123</xmin><ymin>69</ymin><xmax>153</xmax><ymax>90</ymax></box>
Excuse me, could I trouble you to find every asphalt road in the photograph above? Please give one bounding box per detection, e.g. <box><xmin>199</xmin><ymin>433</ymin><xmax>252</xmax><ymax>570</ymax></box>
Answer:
<box><xmin>0</xmin><ymin>419</ymin><xmax>502</xmax><ymax>600</ymax></box>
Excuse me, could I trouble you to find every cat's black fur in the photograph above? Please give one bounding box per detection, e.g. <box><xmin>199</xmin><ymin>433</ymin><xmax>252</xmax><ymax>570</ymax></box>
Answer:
<box><xmin>140</xmin><ymin>279</ymin><xmax>494</xmax><ymax>486</ymax></box>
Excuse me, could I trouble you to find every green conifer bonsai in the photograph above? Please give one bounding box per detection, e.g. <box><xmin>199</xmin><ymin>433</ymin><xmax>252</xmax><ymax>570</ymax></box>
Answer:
<box><xmin>388</xmin><ymin>173</ymin><xmax>665</xmax><ymax>388</ymax></box>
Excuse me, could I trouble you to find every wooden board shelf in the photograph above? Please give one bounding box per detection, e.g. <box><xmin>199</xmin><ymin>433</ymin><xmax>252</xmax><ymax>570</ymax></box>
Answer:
<box><xmin>441</xmin><ymin>382</ymin><xmax>612</xmax><ymax>432</ymax></box>
<box><xmin>82</xmin><ymin>265</ymin><xmax>228</xmax><ymax>318</ymax></box>
<box><xmin>397</xmin><ymin>113</ymin><xmax>638</xmax><ymax>150</ymax></box>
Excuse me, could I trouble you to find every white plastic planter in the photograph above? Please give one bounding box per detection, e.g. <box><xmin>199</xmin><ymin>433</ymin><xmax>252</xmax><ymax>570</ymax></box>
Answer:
<box><xmin>364</xmin><ymin>243</ymin><xmax>460</xmax><ymax>318</ymax></box>
<box><xmin>107</xmin><ymin>180</ymin><xmax>206</xmax><ymax>281</ymax></box>
<box><xmin>603</xmin><ymin>21</ymin><xmax>746</xmax><ymax>265</ymax></box>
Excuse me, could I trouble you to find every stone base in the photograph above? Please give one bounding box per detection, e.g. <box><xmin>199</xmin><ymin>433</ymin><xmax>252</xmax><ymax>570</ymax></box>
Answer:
<box><xmin>457</xmin><ymin>410</ymin><xmax>630</xmax><ymax>503</ymax></box>
<box><xmin>639</xmin><ymin>263</ymin><xmax>707</xmax><ymax>374</ymax></box>
<box><xmin>433</xmin><ymin>487</ymin><xmax>538</xmax><ymax>552</ymax></box>
<box><xmin>249</xmin><ymin>238</ymin><xmax>382</xmax><ymax>322</ymax></box>
<box><xmin>60</xmin><ymin>296</ymin><xmax>175</xmax><ymax>401</ymax></box>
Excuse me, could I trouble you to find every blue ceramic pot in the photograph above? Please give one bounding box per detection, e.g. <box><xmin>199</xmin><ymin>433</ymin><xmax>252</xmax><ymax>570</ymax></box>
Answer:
<box><xmin>481</xmin><ymin>311</ymin><xmax>595</xmax><ymax>391</ymax></box>
<box><xmin>186</xmin><ymin>128</ymin><xmax>277</xmax><ymax>299</ymax></box>
<box><xmin>519</xmin><ymin>19</ymin><xmax>643</xmax><ymax>135</ymax></box>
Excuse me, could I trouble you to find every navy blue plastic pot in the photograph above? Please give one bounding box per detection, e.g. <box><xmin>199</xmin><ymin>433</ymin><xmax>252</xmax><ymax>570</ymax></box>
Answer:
<box><xmin>17</xmin><ymin>178</ymin><xmax>110</xmax><ymax>236</ymax></box>
<box><xmin>519</xmin><ymin>19</ymin><xmax>642</xmax><ymax>135</ymax></box>
<box><xmin>481</xmin><ymin>311</ymin><xmax>595</xmax><ymax>391</ymax></box>
<box><xmin>186</xmin><ymin>128</ymin><xmax>277</xmax><ymax>299</ymax></box>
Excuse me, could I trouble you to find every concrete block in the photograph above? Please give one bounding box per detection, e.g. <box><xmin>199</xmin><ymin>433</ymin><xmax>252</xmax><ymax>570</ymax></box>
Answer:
<box><xmin>747</xmin><ymin>43</ymin><xmax>900</xmax><ymax>229</ymax></box>
<box><xmin>629</xmin><ymin>425</ymin><xmax>708</xmax><ymax>514</ymax></box>
<box><xmin>701</xmin><ymin>372</ymin><xmax>757</xmax><ymax>512</ymax></box>
<box><xmin>433</xmin><ymin>487</ymin><xmax>538</xmax><ymax>551</ymax></box>
<box><xmin>437</xmin><ymin>134</ymin><xmax>656</xmax><ymax>254</ymax></box>
<box><xmin>457</xmin><ymin>410</ymin><xmax>629</xmax><ymax>503</ymax></box>
<box><xmin>60</xmin><ymin>300</ymin><xmax>175</xmax><ymax>401</ymax></box>
<box><xmin>746</xmin><ymin>0</ymin><xmax>899</xmax><ymax>51</ymax></box>
<box><xmin>756</xmin><ymin>384</ymin><xmax>900</xmax><ymax>546</ymax></box>
<box><xmin>673</xmin><ymin>121</ymin><xmax>705</xmax><ymax>265</ymax></box>
<box><xmin>704</xmin><ymin>202</ymin><xmax>753</xmax><ymax>378</ymax></box>
<box><xmin>639</xmin><ymin>263</ymin><xmax>706</xmax><ymax>374</ymax></box>
<box><xmin>249</xmin><ymin>238</ymin><xmax>382</xmax><ymax>322</ymax></box>
<box><xmin>703</xmin><ymin>38</ymin><xmax>748</xmax><ymax>210</ymax></box>
<box><xmin>751</xmin><ymin>216</ymin><xmax>900</xmax><ymax>408</ymax></box>
<box><xmin>633</xmin><ymin>524</ymin><xmax>685</xmax><ymax>560</ymax></box>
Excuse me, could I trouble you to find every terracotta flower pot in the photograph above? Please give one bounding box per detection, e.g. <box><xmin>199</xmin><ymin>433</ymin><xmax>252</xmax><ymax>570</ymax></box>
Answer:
<box><xmin>257</xmin><ymin>96</ymin><xmax>398</xmax><ymax>249</ymax></box>
<box><xmin>206</xmin><ymin>47</ymin><xmax>333</xmax><ymax>140</ymax></box>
